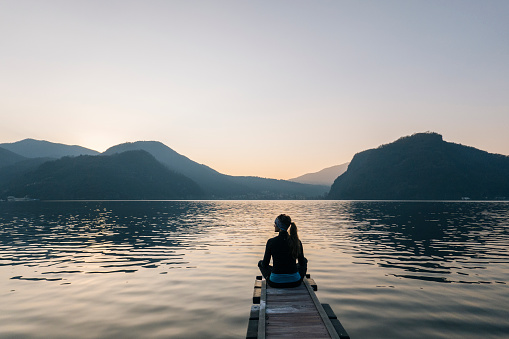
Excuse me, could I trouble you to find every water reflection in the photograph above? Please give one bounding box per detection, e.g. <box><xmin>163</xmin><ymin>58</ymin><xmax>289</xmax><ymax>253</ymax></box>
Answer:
<box><xmin>0</xmin><ymin>201</ymin><xmax>220</xmax><ymax>280</ymax></box>
<box><xmin>2</xmin><ymin>200</ymin><xmax>508</xmax><ymax>285</ymax></box>
<box><xmin>341</xmin><ymin>201</ymin><xmax>509</xmax><ymax>284</ymax></box>
<box><xmin>1</xmin><ymin>200</ymin><xmax>509</xmax><ymax>339</ymax></box>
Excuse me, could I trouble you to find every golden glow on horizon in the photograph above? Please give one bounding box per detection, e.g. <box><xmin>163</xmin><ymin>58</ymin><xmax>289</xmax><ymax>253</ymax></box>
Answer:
<box><xmin>1</xmin><ymin>1</ymin><xmax>508</xmax><ymax>179</ymax></box>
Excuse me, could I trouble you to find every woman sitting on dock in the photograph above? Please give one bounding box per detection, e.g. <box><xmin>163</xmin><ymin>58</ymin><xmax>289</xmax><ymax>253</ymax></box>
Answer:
<box><xmin>258</xmin><ymin>214</ymin><xmax>308</xmax><ymax>288</ymax></box>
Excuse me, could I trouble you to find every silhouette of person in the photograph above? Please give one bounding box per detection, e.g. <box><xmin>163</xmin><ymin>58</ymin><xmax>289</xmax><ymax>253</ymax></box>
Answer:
<box><xmin>258</xmin><ymin>214</ymin><xmax>307</xmax><ymax>288</ymax></box>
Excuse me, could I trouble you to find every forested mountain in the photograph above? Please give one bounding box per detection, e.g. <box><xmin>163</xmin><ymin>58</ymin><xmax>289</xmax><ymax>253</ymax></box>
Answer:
<box><xmin>289</xmin><ymin>163</ymin><xmax>349</xmax><ymax>186</ymax></box>
<box><xmin>0</xmin><ymin>147</ymin><xmax>27</xmax><ymax>168</ymax></box>
<box><xmin>5</xmin><ymin>134</ymin><xmax>508</xmax><ymax>201</ymax></box>
<box><xmin>3</xmin><ymin>151</ymin><xmax>203</xmax><ymax>200</ymax></box>
<box><xmin>328</xmin><ymin>132</ymin><xmax>509</xmax><ymax>200</ymax></box>
<box><xmin>0</xmin><ymin>157</ymin><xmax>54</xmax><ymax>187</ymax></box>
<box><xmin>0</xmin><ymin>147</ymin><xmax>54</xmax><ymax>189</ymax></box>
<box><xmin>103</xmin><ymin>141</ymin><xmax>229</xmax><ymax>195</ymax></box>
<box><xmin>104</xmin><ymin>141</ymin><xmax>328</xmax><ymax>199</ymax></box>
<box><xmin>0</xmin><ymin>139</ymin><xmax>327</xmax><ymax>200</ymax></box>
<box><xmin>0</xmin><ymin>139</ymin><xmax>99</xmax><ymax>158</ymax></box>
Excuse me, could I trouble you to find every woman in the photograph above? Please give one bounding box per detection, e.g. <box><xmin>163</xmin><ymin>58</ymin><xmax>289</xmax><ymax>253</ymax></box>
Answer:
<box><xmin>258</xmin><ymin>214</ymin><xmax>308</xmax><ymax>288</ymax></box>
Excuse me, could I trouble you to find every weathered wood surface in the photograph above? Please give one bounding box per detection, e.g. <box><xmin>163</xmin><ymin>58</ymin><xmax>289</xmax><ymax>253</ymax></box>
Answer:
<box><xmin>322</xmin><ymin>304</ymin><xmax>350</xmax><ymax>339</ymax></box>
<box><xmin>246</xmin><ymin>305</ymin><xmax>260</xmax><ymax>339</ymax></box>
<box><xmin>247</xmin><ymin>275</ymin><xmax>350</xmax><ymax>339</ymax></box>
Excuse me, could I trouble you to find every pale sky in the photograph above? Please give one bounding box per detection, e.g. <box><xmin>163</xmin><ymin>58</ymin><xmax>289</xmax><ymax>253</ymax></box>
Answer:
<box><xmin>1</xmin><ymin>1</ymin><xmax>508</xmax><ymax>179</ymax></box>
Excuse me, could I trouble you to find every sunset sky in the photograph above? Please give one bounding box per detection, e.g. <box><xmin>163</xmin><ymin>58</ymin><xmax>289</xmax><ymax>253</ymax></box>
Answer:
<box><xmin>1</xmin><ymin>1</ymin><xmax>508</xmax><ymax>179</ymax></box>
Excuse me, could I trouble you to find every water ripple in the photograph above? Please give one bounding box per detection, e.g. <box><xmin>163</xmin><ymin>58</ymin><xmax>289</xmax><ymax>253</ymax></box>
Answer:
<box><xmin>1</xmin><ymin>200</ymin><xmax>508</xmax><ymax>339</ymax></box>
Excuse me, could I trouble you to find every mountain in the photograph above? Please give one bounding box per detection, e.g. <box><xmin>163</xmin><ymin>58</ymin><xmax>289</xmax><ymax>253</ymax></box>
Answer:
<box><xmin>104</xmin><ymin>141</ymin><xmax>328</xmax><ymax>199</ymax></box>
<box><xmin>103</xmin><ymin>141</ymin><xmax>229</xmax><ymax>194</ymax></box>
<box><xmin>289</xmin><ymin>163</ymin><xmax>349</xmax><ymax>186</ymax></box>
<box><xmin>0</xmin><ymin>139</ymin><xmax>99</xmax><ymax>159</ymax></box>
<box><xmin>0</xmin><ymin>147</ymin><xmax>27</xmax><ymax>168</ymax></box>
<box><xmin>0</xmin><ymin>157</ymin><xmax>54</xmax><ymax>187</ymax></box>
<box><xmin>328</xmin><ymin>132</ymin><xmax>509</xmax><ymax>200</ymax></box>
<box><xmin>3</xmin><ymin>150</ymin><xmax>203</xmax><ymax>200</ymax></box>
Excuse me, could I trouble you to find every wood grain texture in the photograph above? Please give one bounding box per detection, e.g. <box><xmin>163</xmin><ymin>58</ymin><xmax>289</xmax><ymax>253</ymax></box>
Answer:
<box><xmin>248</xmin><ymin>275</ymin><xmax>348</xmax><ymax>339</ymax></box>
<box><xmin>264</xmin><ymin>280</ymin><xmax>331</xmax><ymax>339</ymax></box>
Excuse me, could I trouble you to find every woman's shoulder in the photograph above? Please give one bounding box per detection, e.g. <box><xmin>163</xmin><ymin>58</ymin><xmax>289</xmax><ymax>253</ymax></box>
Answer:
<box><xmin>266</xmin><ymin>234</ymin><xmax>281</xmax><ymax>244</ymax></box>
<box><xmin>267</xmin><ymin>235</ymin><xmax>278</xmax><ymax>242</ymax></box>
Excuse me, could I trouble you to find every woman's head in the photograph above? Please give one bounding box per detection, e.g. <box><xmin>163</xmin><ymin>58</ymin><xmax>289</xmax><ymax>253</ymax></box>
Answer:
<box><xmin>275</xmin><ymin>214</ymin><xmax>291</xmax><ymax>232</ymax></box>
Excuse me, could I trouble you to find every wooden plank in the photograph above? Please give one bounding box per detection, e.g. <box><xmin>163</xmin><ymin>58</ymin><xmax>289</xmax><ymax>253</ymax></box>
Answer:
<box><xmin>247</xmin><ymin>305</ymin><xmax>260</xmax><ymax>338</ymax></box>
<box><xmin>253</xmin><ymin>287</ymin><xmax>261</xmax><ymax>304</ymax></box>
<box><xmin>257</xmin><ymin>279</ymin><xmax>267</xmax><ymax>339</ymax></box>
<box><xmin>255</xmin><ymin>279</ymin><xmax>262</xmax><ymax>288</ymax></box>
<box><xmin>268</xmin><ymin>298</ymin><xmax>314</xmax><ymax>305</ymax></box>
<box><xmin>266</xmin><ymin>288</ymin><xmax>308</xmax><ymax>295</ymax></box>
<box><xmin>266</xmin><ymin>326</ymin><xmax>330</xmax><ymax>339</ymax></box>
<box><xmin>267</xmin><ymin>291</ymin><xmax>308</xmax><ymax>296</ymax></box>
<box><xmin>306</xmin><ymin>277</ymin><xmax>318</xmax><ymax>291</ymax></box>
<box><xmin>268</xmin><ymin>331</ymin><xmax>325</xmax><ymax>336</ymax></box>
<box><xmin>321</xmin><ymin>303</ymin><xmax>337</xmax><ymax>319</ymax></box>
<box><xmin>253</xmin><ymin>277</ymin><xmax>262</xmax><ymax>304</ymax></box>
<box><xmin>321</xmin><ymin>303</ymin><xmax>350</xmax><ymax>339</ymax></box>
<box><xmin>267</xmin><ymin>293</ymin><xmax>308</xmax><ymax>299</ymax></box>
<box><xmin>330</xmin><ymin>319</ymin><xmax>351</xmax><ymax>339</ymax></box>
<box><xmin>265</xmin><ymin>277</ymin><xmax>331</xmax><ymax>339</ymax></box>
<box><xmin>303</xmin><ymin>278</ymin><xmax>340</xmax><ymax>339</ymax></box>
<box><xmin>267</xmin><ymin>315</ymin><xmax>324</xmax><ymax>325</ymax></box>
<box><xmin>246</xmin><ymin>318</ymin><xmax>258</xmax><ymax>339</ymax></box>
<box><xmin>266</xmin><ymin>322</ymin><xmax>330</xmax><ymax>330</ymax></box>
<box><xmin>250</xmin><ymin>305</ymin><xmax>260</xmax><ymax>320</ymax></box>
<box><xmin>266</xmin><ymin>305</ymin><xmax>317</xmax><ymax>315</ymax></box>
<box><xmin>268</xmin><ymin>294</ymin><xmax>313</xmax><ymax>301</ymax></box>
<box><xmin>249</xmin><ymin>274</ymin><xmax>348</xmax><ymax>339</ymax></box>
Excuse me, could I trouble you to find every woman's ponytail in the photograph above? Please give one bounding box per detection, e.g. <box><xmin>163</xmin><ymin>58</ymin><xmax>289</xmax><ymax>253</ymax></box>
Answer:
<box><xmin>276</xmin><ymin>214</ymin><xmax>301</xmax><ymax>259</ymax></box>
<box><xmin>288</xmin><ymin>222</ymin><xmax>301</xmax><ymax>259</ymax></box>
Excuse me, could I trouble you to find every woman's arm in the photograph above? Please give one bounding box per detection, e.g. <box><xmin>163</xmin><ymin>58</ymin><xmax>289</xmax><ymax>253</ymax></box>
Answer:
<box><xmin>261</xmin><ymin>239</ymin><xmax>272</xmax><ymax>267</ymax></box>
<box><xmin>297</xmin><ymin>241</ymin><xmax>307</xmax><ymax>267</ymax></box>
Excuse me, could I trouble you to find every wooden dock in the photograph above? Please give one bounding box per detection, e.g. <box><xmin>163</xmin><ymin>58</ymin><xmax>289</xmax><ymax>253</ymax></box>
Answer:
<box><xmin>247</xmin><ymin>275</ymin><xmax>350</xmax><ymax>339</ymax></box>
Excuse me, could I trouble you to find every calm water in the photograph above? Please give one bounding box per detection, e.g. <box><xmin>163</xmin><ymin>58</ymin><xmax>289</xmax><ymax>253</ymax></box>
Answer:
<box><xmin>0</xmin><ymin>200</ymin><xmax>508</xmax><ymax>338</ymax></box>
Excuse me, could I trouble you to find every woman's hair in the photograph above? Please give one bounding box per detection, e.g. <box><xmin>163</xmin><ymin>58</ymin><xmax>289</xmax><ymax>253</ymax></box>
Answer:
<box><xmin>277</xmin><ymin>214</ymin><xmax>301</xmax><ymax>259</ymax></box>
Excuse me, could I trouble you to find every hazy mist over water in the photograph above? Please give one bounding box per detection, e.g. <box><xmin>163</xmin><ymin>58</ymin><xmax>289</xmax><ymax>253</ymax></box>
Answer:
<box><xmin>1</xmin><ymin>201</ymin><xmax>508</xmax><ymax>338</ymax></box>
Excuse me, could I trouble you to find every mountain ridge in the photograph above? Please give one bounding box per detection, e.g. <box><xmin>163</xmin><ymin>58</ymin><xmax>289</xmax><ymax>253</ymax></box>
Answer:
<box><xmin>289</xmin><ymin>163</ymin><xmax>349</xmax><ymax>186</ymax></box>
<box><xmin>1</xmin><ymin>138</ymin><xmax>343</xmax><ymax>185</ymax></box>
<box><xmin>0</xmin><ymin>147</ymin><xmax>27</xmax><ymax>168</ymax></box>
<box><xmin>5</xmin><ymin>134</ymin><xmax>508</xmax><ymax>201</ymax></box>
<box><xmin>0</xmin><ymin>138</ymin><xmax>99</xmax><ymax>159</ymax></box>
<box><xmin>1</xmin><ymin>139</ymin><xmax>329</xmax><ymax>199</ymax></box>
<box><xmin>4</xmin><ymin>150</ymin><xmax>203</xmax><ymax>200</ymax></box>
<box><xmin>328</xmin><ymin>132</ymin><xmax>509</xmax><ymax>200</ymax></box>
<box><xmin>103</xmin><ymin>141</ymin><xmax>328</xmax><ymax>199</ymax></box>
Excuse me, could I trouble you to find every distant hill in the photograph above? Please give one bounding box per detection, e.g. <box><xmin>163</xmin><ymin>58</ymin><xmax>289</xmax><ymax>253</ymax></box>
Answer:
<box><xmin>328</xmin><ymin>132</ymin><xmax>509</xmax><ymax>200</ymax></box>
<box><xmin>104</xmin><ymin>141</ymin><xmax>328</xmax><ymax>199</ymax></box>
<box><xmin>3</xmin><ymin>150</ymin><xmax>203</xmax><ymax>200</ymax></box>
<box><xmin>0</xmin><ymin>157</ymin><xmax>54</xmax><ymax>187</ymax></box>
<box><xmin>103</xmin><ymin>141</ymin><xmax>229</xmax><ymax>195</ymax></box>
<box><xmin>0</xmin><ymin>147</ymin><xmax>27</xmax><ymax>168</ymax></box>
<box><xmin>0</xmin><ymin>139</ymin><xmax>99</xmax><ymax>158</ymax></box>
<box><xmin>289</xmin><ymin>163</ymin><xmax>349</xmax><ymax>186</ymax></box>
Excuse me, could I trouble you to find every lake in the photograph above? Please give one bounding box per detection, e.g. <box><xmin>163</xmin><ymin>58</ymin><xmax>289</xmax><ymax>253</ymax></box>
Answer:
<box><xmin>1</xmin><ymin>200</ymin><xmax>508</xmax><ymax>338</ymax></box>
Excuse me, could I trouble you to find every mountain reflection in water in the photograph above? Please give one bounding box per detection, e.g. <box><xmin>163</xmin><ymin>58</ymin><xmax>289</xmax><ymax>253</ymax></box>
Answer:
<box><xmin>0</xmin><ymin>202</ymin><xmax>214</xmax><ymax>275</ymax></box>
<box><xmin>341</xmin><ymin>202</ymin><xmax>509</xmax><ymax>285</ymax></box>
<box><xmin>1</xmin><ymin>200</ymin><xmax>508</xmax><ymax>339</ymax></box>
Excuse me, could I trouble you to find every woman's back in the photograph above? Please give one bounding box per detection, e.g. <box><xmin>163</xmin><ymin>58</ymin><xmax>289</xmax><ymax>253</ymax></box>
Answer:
<box><xmin>263</xmin><ymin>232</ymin><xmax>304</xmax><ymax>274</ymax></box>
